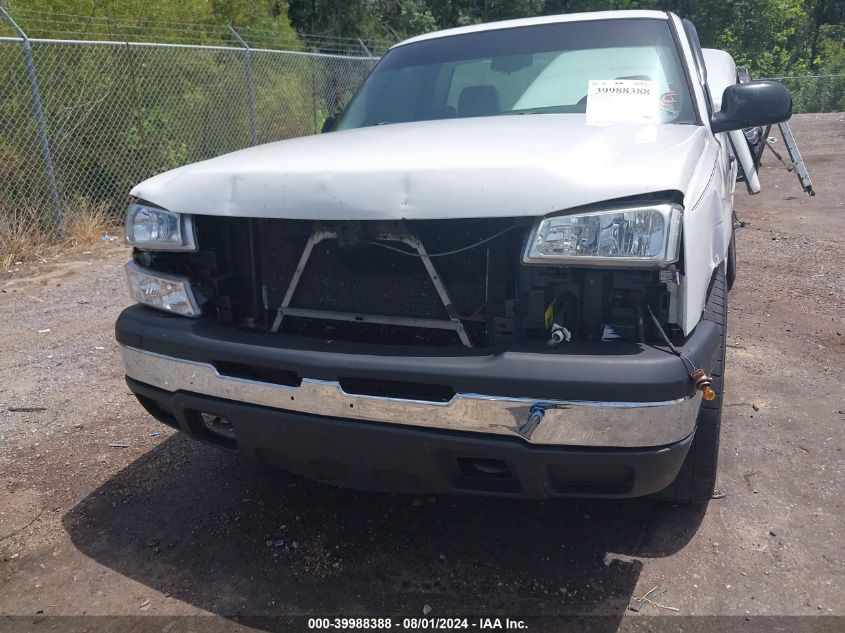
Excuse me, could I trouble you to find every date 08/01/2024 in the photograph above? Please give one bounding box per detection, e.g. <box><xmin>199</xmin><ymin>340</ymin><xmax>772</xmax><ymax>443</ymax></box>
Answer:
<box><xmin>307</xmin><ymin>617</ymin><xmax>528</xmax><ymax>630</ymax></box>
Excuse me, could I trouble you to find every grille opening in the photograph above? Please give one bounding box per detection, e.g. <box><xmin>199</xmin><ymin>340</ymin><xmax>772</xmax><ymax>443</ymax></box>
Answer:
<box><xmin>213</xmin><ymin>360</ymin><xmax>301</xmax><ymax>387</ymax></box>
<box><xmin>288</xmin><ymin>241</ymin><xmax>451</xmax><ymax>319</ymax></box>
<box><xmin>150</xmin><ymin>216</ymin><xmax>677</xmax><ymax>349</ymax></box>
<box><xmin>254</xmin><ymin>218</ymin><xmax>520</xmax><ymax>348</ymax></box>
<box><xmin>339</xmin><ymin>377</ymin><xmax>455</xmax><ymax>403</ymax></box>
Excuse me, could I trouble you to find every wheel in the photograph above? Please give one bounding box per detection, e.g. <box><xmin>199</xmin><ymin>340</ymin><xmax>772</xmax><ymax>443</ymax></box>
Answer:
<box><xmin>726</xmin><ymin>231</ymin><xmax>737</xmax><ymax>291</ymax></box>
<box><xmin>656</xmin><ymin>270</ymin><xmax>727</xmax><ymax>504</ymax></box>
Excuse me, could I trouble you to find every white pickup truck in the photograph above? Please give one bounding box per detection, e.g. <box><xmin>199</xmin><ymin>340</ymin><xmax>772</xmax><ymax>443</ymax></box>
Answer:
<box><xmin>116</xmin><ymin>10</ymin><xmax>793</xmax><ymax>504</ymax></box>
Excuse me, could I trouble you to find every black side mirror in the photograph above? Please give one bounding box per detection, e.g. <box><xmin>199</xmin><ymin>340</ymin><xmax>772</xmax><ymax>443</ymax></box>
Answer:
<box><xmin>321</xmin><ymin>114</ymin><xmax>338</xmax><ymax>134</ymax></box>
<box><xmin>711</xmin><ymin>80</ymin><xmax>792</xmax><ymax>134</ymax></box>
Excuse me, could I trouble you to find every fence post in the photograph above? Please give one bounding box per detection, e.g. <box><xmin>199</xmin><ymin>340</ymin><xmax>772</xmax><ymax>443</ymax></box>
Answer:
<box><xmin>357</xmin><ymin>38</ymin><xmax>374</xmax><ymax>59</ymax></box>
<box><xmin>229</xmin><ymin>25</ymin><xmax>258</xmax><ymax>146</ymax></box>
<box><xmin>1</xmin><ymin>6</ymin><xmax>63</xmax><ymax>235</ymax></box>
<box><xmin>312</xmin><ymin>62</ymin><xmax>318</xmax><ymax>133</ymax></box>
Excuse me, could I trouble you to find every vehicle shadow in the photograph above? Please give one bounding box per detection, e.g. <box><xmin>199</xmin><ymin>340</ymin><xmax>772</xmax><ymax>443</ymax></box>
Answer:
<box><xmin>63</xmin><ymin>434</ymin><xmax>705</xmax><ymax>628</ymax></box>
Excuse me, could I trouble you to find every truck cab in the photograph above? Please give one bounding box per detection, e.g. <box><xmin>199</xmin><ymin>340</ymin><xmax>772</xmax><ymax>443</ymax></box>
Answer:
<box><xmin>116</xmin><ymin>10</ymin><xmax>792</xmax><ymax>503</ymax></box>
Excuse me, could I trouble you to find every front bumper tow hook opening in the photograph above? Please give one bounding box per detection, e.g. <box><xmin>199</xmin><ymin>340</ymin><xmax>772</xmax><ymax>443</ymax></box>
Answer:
<box><xmin>201</xmin><ymin>412</ymin><xmax>235</xmax><ymax>439</ymax></box>
<box><xmin>459</xmin><ymin>457</ymin><xmax>512</xmax><ymax>479</ymax></box>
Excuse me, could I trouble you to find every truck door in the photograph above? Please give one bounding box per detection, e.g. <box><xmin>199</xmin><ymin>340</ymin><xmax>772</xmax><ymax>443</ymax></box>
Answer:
<box><xmin>683</xmin><ymin>21</ymin><xmax>733</xmax><ymax>259</ymax></box>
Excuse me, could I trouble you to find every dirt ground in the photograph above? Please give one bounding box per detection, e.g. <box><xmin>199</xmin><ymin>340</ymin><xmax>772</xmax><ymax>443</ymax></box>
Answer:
<box><xmin>1</xmin><ymin>113</ymin><xmax>843</xmax><ymax>629</ymax></box>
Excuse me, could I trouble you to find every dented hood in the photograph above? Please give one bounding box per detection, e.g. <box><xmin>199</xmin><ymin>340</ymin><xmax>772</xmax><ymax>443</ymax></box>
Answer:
<box><xmin>131</xmin><ymin>115</ymin><xmax>706</xmax><ymax>220</ymax></box>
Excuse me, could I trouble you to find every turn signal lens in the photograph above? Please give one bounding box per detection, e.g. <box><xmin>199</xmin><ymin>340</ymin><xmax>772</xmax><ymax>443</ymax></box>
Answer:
<box><xmin>125</xmin><ymin>261</ymin><xmax>201</xmax><ymax>317</ymax></box>
<box><xmin>690</xmin><ymin>368</ymin><xmax>717</xmax><ymax>401</ymax></box>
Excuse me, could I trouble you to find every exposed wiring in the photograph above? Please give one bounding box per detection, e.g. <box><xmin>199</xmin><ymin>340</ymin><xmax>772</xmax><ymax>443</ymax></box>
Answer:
<box><xmin>643</xmin><ymin>303</ymin><xmax>716</xmax><ymax>400</ymax></box>
<box><xmin>645</xmin><ymin>304</ymin><xmax>696</xmax><ymax>375</ymax></box>
<box><xmin>368</xmin><ymin>224</ymin><xmax>517</xmax><ymax>259</ymax></box>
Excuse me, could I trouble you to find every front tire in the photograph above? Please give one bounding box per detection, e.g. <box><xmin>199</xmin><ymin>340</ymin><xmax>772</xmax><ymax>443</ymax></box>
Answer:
<box><xmin>656</xmin><ymin>270</ymin><xmax>727</xmax><ymax>505</ymax></box>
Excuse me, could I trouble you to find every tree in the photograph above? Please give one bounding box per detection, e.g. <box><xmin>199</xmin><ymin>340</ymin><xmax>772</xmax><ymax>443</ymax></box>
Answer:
<box><xmin>285</xmin><ymin>0</ymin><xmax>841</xmax><ymax>78</ymax></box>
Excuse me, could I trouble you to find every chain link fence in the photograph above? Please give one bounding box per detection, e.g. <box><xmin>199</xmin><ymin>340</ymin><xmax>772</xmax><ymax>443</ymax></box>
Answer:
<box><xmin>2</xmin><ymin>10</ymin><xmax>843</xmax><ymax>262</ymax></box>
<box><xmin>770</xmin><ymin>75</ymin><xmax>845</xmax><ymax>115</ymax></box>
<box><xmin>0</xmin><ymin>19</ymin><xmax>376</xmax><ymax>259</ymax></box>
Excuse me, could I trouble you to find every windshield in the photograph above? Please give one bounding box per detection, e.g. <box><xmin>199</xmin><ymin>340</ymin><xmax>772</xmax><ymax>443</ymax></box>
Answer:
<box><xmin>337</xmin><ymin>18</ymin><xmax>697</xmax><ymax>130</ymax></box>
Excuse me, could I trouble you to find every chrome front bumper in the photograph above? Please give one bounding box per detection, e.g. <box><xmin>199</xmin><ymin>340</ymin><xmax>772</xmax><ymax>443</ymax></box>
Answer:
<box><xmin>120</xmin><ymin>345</ymin><xmax>700</xmax><ymax>448</ymax></box>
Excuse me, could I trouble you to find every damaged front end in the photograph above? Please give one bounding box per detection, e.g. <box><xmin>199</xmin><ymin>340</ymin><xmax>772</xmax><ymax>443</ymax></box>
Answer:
<box><xmin>130</xmin><ymin>207</ymin><xmax>686</xmax><ymax>352</ymax></box>
<box><xmin>118</xmin><ymin>191</ymin><xmax>723</xmax><ymax>498</ymax></box>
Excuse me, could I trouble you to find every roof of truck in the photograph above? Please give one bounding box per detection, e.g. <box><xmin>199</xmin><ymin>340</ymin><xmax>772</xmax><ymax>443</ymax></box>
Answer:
<box><xmin>394</xmin><ymin>10</ymin><xmax>670</xmax><ymax>49</ymax></box>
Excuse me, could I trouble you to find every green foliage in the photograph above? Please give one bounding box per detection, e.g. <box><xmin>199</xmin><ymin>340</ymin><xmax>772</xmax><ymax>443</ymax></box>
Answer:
<box><xmin>4</xmin><ymin>0</ymin><xmax>302</xmax><ymax>48</ymax></box>
<box><xmin>400</xmin><ymin>0</ymin><xmax>439</xmax><ymax>34</ymax></box>
<box><xmin>286</xmin><ymin>0</ymin><xmax>384</xmax><ymax>42</ymax></box>
<box><xmin>285</xmin><ymin>0</ymin><xmax>842</xmax><ymax>112</ymax></box>
<box><xmin>0</xmin><ymin>0</ymin><xmax>348</xmax><ymax>247</ymax></box>
<box><xmin>816</xmin><ymin>23</ymin><xmax>844</xmax><ymax>72</ymax></box>
<box><xmin>287</xmin><ymin>0</ymin><xmax>842</xmax><ymax>82</ymax></box>
<box><xmin>779</xmin><ymin>75</ymin><xmax>845</xmax><ymax>112</ymax></box>
<box><xmin>0</xmin><ymin>0</ymin><xmax>840</xmax><ymax>255</ymax></box>
<box><xmin>8</xmin><ymin>0</ymin><xmax>840</xmax><ymax>82</ymax></box>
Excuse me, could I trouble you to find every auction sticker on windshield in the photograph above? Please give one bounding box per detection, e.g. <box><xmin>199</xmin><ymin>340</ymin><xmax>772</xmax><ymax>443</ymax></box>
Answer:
<box><xmin>586</xmin><ymin>79</ymin><xmax>659</xmax><ymax>126</ymax></box>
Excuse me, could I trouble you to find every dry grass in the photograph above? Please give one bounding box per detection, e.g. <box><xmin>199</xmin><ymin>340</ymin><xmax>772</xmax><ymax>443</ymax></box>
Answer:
<box><xmin>1</xmin><ymin>199</ymin><xmax>121</xmax><ymax>270</ymax></box>
<box><xmin>62</xmin><ymin>199</ymin><xmax>116</xmax><ymax>246</ymax></box>
<box><xmin>0</xmin><ymin>206</ymin><xmax>49</xmax><ymax>270</ymax></box>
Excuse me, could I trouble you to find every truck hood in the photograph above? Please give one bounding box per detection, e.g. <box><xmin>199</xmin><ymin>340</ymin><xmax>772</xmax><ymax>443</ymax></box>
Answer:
<box><xmin>131</xmin><ymin>115</ymin><xmax>707</xmax><ymax>220</ymax></box>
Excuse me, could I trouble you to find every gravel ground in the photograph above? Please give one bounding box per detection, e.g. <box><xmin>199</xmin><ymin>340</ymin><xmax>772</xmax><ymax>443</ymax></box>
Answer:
<box><xmin>0</xmin><ymin>113</ymin><xmax>843</xmax><ymax>628</ymax></box>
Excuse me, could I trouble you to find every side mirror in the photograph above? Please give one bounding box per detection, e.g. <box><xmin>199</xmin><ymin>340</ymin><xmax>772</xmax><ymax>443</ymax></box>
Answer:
<box><xmin>321</xmin><ymin>114</ymin><xmax>338</xmax><ymax>134</ymax></box>
<box><xmin>711</xmin><ymin>80</ymin><xmax>792</xmax><ymax>134</ymax></box>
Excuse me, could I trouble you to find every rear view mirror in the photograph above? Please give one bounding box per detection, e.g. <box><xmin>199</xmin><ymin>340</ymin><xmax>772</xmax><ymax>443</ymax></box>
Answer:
<box><xmin>711</xmin><ymin>80</ymin><xmax>792</xmax><ymax>134</ymax></box>
<box><xmin>491</xmin><ymin>54</ymin><xmax>533</xmax><ymax>74</ymax></box>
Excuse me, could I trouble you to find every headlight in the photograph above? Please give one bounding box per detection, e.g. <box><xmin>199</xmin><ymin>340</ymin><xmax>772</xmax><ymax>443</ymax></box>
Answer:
<box><xmin>125</xmin><ymin>201</ymin><xmax>196</xmax><ymax>251</ymax></box>
<box><xmin>125</xmin><ymin>261</ymin><xmax>202</xmax><ymax>317</ymax></box>
<box><xmin>523</xmin><ymin>203</ymin><xmax>682</xmax><ymax>267</ymax></box>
